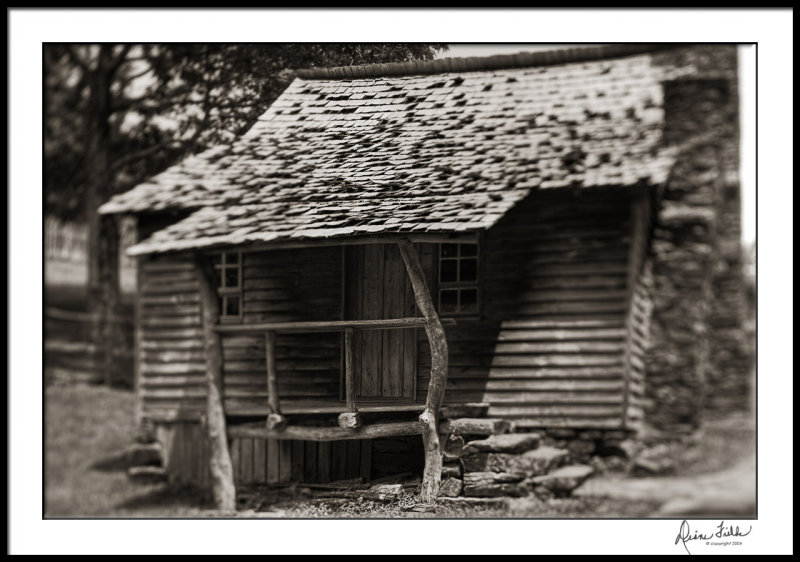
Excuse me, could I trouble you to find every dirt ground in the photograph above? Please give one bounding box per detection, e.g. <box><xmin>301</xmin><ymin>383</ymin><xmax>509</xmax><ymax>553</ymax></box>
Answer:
<box><xmin>44</xmin><ymin>382</ymin><xmax>755</xmax><ymax>518</ymax></box>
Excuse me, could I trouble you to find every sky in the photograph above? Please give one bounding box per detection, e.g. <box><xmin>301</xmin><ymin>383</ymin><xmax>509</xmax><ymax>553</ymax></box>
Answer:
<box><xmin>439</xmin><ymin>43</ymin><xmax>756</xmax><ymax>245</ymax></box>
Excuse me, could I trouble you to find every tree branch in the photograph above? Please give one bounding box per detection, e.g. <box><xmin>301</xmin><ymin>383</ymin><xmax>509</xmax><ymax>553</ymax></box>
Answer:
<box><xmin>110</xmin><ymin>140</ymin><xmax>188</xmax><ymax>171</ymax></box>
<box><xmin>65</xmin><ymin>45</ymin><xmax>91</xmax><ymax>74</ymax></box>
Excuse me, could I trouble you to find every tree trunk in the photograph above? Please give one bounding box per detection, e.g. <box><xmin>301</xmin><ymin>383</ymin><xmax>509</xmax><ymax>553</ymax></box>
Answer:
<box><xmin>85</xmin><ymin>45</ymin><xmax>124</xmax><ymax>387</ymax></box>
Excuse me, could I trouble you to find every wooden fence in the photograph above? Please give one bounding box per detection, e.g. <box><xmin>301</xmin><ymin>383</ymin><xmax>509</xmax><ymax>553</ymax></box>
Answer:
<box><xmin>44</xmin><ymin>215</ymin><xmax>137</xmax><ymax>292</ymax></box>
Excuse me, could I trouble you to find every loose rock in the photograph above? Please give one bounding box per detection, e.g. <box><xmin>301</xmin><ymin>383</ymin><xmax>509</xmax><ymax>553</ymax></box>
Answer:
<box><xmin>463</xmin><ymin>433</ymin><xmax>541</xmax><ymax>454</ymax></box>
<box><xmin>532</xmin><ymin>464</ymin><xmax>595</xmax><ymax>496</ymax></box>
<box><xmin>439</xmin><ymin>477</ymin><xmax>463</xmax><ymax>498</ymax></box>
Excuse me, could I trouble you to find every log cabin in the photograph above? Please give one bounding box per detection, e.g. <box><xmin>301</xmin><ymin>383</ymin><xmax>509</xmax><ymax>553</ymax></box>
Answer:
<box><xmin>99</xmin><ymin>44</ymin><xmax>747</xmax><ymax>505</ymax></box>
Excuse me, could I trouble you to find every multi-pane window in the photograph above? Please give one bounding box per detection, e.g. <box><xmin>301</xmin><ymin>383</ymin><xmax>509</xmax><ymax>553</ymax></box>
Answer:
<box><xmin>212</xmin><ymin>251</ymin><xmax>241</xmax><ymax>319</ymax></box>
<box><xmin>438</xmin><ymin>242</ymin><xmax>479</xmax><ymax>315</ymax></box>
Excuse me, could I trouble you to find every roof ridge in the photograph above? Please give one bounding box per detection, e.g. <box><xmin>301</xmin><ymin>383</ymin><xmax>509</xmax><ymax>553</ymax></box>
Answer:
<box><xmin>296</xmin><ymin>43</ymin><xmax>682</xmax><ymax>80</ymax></box>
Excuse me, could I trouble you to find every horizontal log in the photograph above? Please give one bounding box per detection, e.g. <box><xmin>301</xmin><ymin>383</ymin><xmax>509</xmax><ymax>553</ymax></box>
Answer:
<box><xmin>223</xmin><ymin>373</ymin><xmax>338</xmax><ymax>386</ymax></box>
<box><xmin>420</xmin><ymin>354</ymin><xmax>624</xmax><ymax>368</ymax></box>
<box><xmin>223</xmin><ymin>400</ymin><xmax>425</xmax><ymax>416</ymax></box>
<box><xmin>141</xmin><ymin>387</ymin><xmax>207</xmax><ymax>399</ymax></box>
<box><xmin>142</xmin><ymin>328</ymin><xmax>204</xmax><ymax>340</ymax></box>
<box><xmin>486</xmin><ymin>404</ymin><xmax>622</xmax><ymax>417</ymax></box>
<box><xmin>492</xmin><ymin>225</ymin><xmax>631</xmax><ymax>242</ymax></box>
<box><xmin>221</xmin><ymin>334</ymin><xmax>340</xmax><ymax>348</ymax></box>
<box><xmin>505</xmin><ymin>289</ymin><xmax>629</xmax><ymax>304</ymax></box>
<box><xmin>141</xmin><ymin>349</ymin><xmax>206</xmax><ymax>363</ymax></box>
<box><xmin>419</xmin><ymin>340</ymin><xmax>624</xmax><ymax>358</ymax></box>
<box><xmin>494</xmin><ymin>328</ymin><xmax>627</xmax><ymax>342</ymax></box>
<box><xmin>223</xmin><ymin>386</ymin><xmax>339</xmax><ymax>398</ymax></box>
<box><xmin>142</xmin><ymin>316</ymin><xmax>202</xmax><ymax>328</ymax></box>
<box><xmin>444</xmin><ymin>391</ymin><xmax>623</xmax><ymax>405</ymax></box>
<box><xmin>515</xmin><ymin>302</ymin><xmax>627</xmax><ymax>315</ymax></box>
<box><xmin>45</xmin><ymin>306</ymin><xmax>132</xmax><ymax>325</ymax></box>
<box><xmin>139</xmin><ymin>408</ymin><xmax>204</xmax><ymax>422</ymax></box>
<box><xmin>139</xmin><ymin>375</ymin><xmax>206</xmax><ymax>387</ymax></box>
<box><xmin>141</xmin><ymin>260</ymin><xmax>194</xmax><ymax>273</ymax></box>
<box><xmin>227</xmin><ymin>421</ymin><xmax>423</xmax><ymax>441</ymax></box>
<box><xmin>140</xmin><ymin>293</ymin><xmax>200</xmax><ymax>306</ymax></box>
<box><xmin>511</xmin><ymin>417</ymin><xmax>625</xmax><ymax>429</ymax></box>
<box><xmin>488</xmin><ymin>263</ymin><xmax>628</xmax><ymax>278</ymax></box>
<box><xmin>140</xmin><ymin>362</ymin><xmax>206</xmax><ymax>375</ymax></box>
<box><xmin>222</xmin><ymin>346</ymin><xmax>338</xmax><ymax>361</ymax></box>
<box><xmin>140</xmin><ymin>303</ymin><xmax>200</xmax><ymax>316</ymax></box>
<box><xmin>441</xmin><ymin>418</ymin><xmax>513</xmax><ymax>436</ymax></box>
<box><xmin>141</xmin><ymin>271</ymin><xmax>197</xmax><ymax>284</ymax></box>
<box><xmin>222</xmin><ymin>359</ymin><xmax>338</xmax><ymax>372</ymax></box>
<box><xmin>500</xmin><ymin>319</ymin><xmax>624</xmax><ymax>330</ymax></box>
<box><xmin>429</xmin><ymin>366</ymin><xmax>625</xmax><ymax>379</ymax></box>
<box><xmin>140</xmin><ymin>282</ymin><xmax>199</xmax><ymax>295</ymax></box>
<box><xmin>214</xmin><ymin>317</ymin><xmax>449</xmax><ymax>334</ymax></box>
<box><xmin>490</xmin><ymin>341</ymin><xmax>624</xmax><ymax>354</ymax></box>
<box><xmin>141</xmin><ymin>340</ymin><xmax>204</xmax><ymax>351</ymax></box>
<box><xmin>447</xmin><ymin>379</ymin><xmax>625</xmax><ymax>392</ymax></box>
<box><xmin>244</xmin><ymin>300</ymin><xmax>339</xmax><ymax>314</ymax></box>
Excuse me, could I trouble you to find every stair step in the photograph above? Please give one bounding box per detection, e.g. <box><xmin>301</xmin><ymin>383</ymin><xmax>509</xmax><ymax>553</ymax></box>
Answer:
<box><xmin>126</xmin><ymin>443</ymin><xmax>163</xmax><ymax>467</ymax></box>
<box><xmin>127</xmin><ymin>465</ymin><xmax>168</xmax><ymax>484</ymax></box>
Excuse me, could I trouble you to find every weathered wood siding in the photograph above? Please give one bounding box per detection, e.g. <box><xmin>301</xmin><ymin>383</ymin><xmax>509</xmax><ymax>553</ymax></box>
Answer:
<box><xmin>156</xmin><ymin>421</ymin><xmax>371</xmax><ymax>486</ymax></box>
<box><xmin>139</xmin><ymin>254</ymin><xmax>206</xmax><ymax>420</ymax></box>
<box><xmin>623</xmin><ymin>191</ymin><xmax>654</xmax><ymax>430</ymax></box>
<box><xmin>231</xmin><ymin>437</ymin><xmax>370</xmax><ymax>485</ymax></box>
<box><xmin>222</xmin><ymin>247</ymin><xmax>343</xmax><ymax>415</ymax></box>
<box><xmin>419</xmin><ymin>188</ymin><xmax>642</xmax><ymax>429</ymax></box>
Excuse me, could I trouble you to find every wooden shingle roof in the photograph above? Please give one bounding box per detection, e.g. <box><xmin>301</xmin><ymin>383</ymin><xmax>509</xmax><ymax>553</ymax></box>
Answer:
<box><xmin>103</xmin><ymin>46</ymin><xmax>688</xmax><ymax>256</ymax></box>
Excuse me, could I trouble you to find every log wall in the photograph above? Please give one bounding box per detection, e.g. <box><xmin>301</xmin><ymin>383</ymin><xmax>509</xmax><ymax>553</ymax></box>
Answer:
<box><xmin>221</xmin><ymin>247</ymin><xmax>343</xmax><ymax>415</ymax></box>
<box><xmin>138</xmin><ymin>254</ymin><xmax>206</xmax><ymax>420</ymax></box>
<box><xmin>418</xmin><ymin>187</ymin><xmax>642</xmax><ymax>429</ymax></box>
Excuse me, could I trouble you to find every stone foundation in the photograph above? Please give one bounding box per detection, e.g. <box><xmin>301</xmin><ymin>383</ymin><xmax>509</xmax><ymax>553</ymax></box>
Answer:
<box><xmin>438</xmin><ymin>421</ymin><xmax>625</xmax><ymax>498</ymax></box>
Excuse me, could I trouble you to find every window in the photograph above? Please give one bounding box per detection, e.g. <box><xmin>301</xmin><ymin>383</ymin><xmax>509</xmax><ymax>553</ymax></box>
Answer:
<box><xmin>438</xmin><ymin>242</ymin><xmax>479</xmax><ymax>315</ymax></box>
<box><xmin>212</xmin><ymin>251</ymin><xmax>241</xmax><ymax>320</ymax></box>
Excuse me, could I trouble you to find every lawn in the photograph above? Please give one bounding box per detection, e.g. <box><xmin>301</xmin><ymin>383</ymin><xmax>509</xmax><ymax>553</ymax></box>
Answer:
<box><xmin>45</xmin><ymin>382</ymin><xmax>212</xmax><ymax>517</ymax></box>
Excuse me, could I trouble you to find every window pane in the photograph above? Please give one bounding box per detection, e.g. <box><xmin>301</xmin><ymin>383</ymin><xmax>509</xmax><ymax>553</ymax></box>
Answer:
<box><xmin>460</xmin><ymin>243</ymin><xmax>478</xmax><ymax>257</ymax></box>
<box><xmin>441</xmin><ymin>243</ymin><xmax>458</xmax><ymax>258</ymax></box>
<box><xmin>211</xmin><ymin>254</ymin><xmax>222</xmax><ymax>267</ymax></box>
<box><xmin>460</xmin><ymin>258</ymin><xmax>478</xmax><ymax>282</ymax></box>
<box><xmin>225</xmin><ymin>267</ymin><xmax>239</xmax><ymax>288</ymax></box>
<box><xmin>226</xmin><ymin>251</ymin><xmax>239</xmax><ymax>264</ymax></box>
<box><xmin>218</xmin><ymin>296</ymin><xmax>224</xmax><ymax>313</ymax></box>
<box><xmin>225</xmin><ymin>296</ymin><xmax>240</xmax><ymax>316</ymax></box>
<box><xmin>213</xmin><ymin>268</ymin><xmax>222</xmax><ymax>289</ymax></box>
<box><xmin>440</xmin><ymin>290</ymin><xmax>458</xmax><ymax>313</ymax></box>
<box><xmin>440</xmin><ymin>259</ymin><xmax>458</xmax><ymax>283</ymax></box>
<box><xmin>460</xmin><ymin>288</ymin><xmax>478</xmax><ymax>311</ymax></box>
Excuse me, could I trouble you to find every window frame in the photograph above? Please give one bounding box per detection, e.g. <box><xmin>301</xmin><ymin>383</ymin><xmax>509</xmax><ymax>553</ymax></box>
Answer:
<box><xmin>212</xmin><ymin>250</ymin><xmax>243</xmax><ymax>322</ymax></box>
<box><xmin>437</xmin><ymin>241</ymin><xmax>481</xmax><ymax>317</ymax></box>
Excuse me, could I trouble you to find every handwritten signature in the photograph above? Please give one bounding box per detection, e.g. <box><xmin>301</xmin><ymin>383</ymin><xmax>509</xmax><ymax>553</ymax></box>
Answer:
<box><xmin>675</xmin><ymin>520</ymin><xmax>752</xmax><ymax>554</ymax></box>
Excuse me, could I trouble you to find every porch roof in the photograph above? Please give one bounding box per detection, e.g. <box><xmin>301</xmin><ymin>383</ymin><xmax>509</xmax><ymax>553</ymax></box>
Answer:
<box><xmin>102</xmin><ymin>45</ymin><xmax>684</xmax><ymax>256</ymax></box>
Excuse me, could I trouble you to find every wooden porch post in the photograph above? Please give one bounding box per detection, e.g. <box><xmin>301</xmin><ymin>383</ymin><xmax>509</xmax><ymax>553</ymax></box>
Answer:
<box><xmin>338</xmin><ymin>327</ymin><xmax>362</xmax><ymax>429</ymax></box>
<box><xmin>398</xmin><ymin>240</ymin><xmax>448</xmax><ymax>502</ymax></box>
<box><xmin>195</xmin><ymin>255</ymin><xmax>236</xmax><ymax>512</ymax></box>
<box><xmin>265</xmin><ymin>330</ymin><xmax>287</xmax><ymax>430</ymax></box>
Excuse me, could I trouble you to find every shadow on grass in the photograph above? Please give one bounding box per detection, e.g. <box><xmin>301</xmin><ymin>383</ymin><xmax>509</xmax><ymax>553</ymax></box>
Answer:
<box><xmin>115</xmin><ymin>483</ymin><xmax>213</xmax><ymax>513</ymax></box>
<box><xmin>90</xmin><ymin>450</ymin><xmax>130</xmax><ymax>473</ymax></box>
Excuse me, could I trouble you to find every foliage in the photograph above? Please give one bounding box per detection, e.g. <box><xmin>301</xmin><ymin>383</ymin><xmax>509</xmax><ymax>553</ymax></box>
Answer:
<box><xmin>44</xmin><ymin>43</ymin><xmax>448</xmax><ymax>219</ymax></box>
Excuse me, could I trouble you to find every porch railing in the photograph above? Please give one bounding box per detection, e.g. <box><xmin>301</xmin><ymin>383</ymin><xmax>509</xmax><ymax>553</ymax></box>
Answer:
<box><xmin>214</xmin><ymin>317</ymin><xmax>455</xmax><ymax>428</ymax></box>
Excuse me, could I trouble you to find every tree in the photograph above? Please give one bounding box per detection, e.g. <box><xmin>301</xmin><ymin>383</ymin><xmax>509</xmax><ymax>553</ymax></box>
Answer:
<box><xmin>44</xmin><ymin>43</ymin><xmax>448</xmax><ymax>385</ymax></box>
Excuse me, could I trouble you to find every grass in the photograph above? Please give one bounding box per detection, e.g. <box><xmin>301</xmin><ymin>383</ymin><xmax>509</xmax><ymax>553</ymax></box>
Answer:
<box><xmin>45</xmin><ymin>382</ymin><xmax>749</xmax><ymax>518</ymax></box>
<box><xmin>45</xmin><ymin>382</ymin><xmax>212</xmax><ymax>517</ymax></box>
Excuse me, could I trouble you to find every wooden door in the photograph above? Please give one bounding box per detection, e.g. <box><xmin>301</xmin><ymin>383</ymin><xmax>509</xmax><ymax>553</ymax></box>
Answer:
<box><xmin>344</xmin><ymin>245</ymin><xmax>417</xmax><ymax>399</ymax></box>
